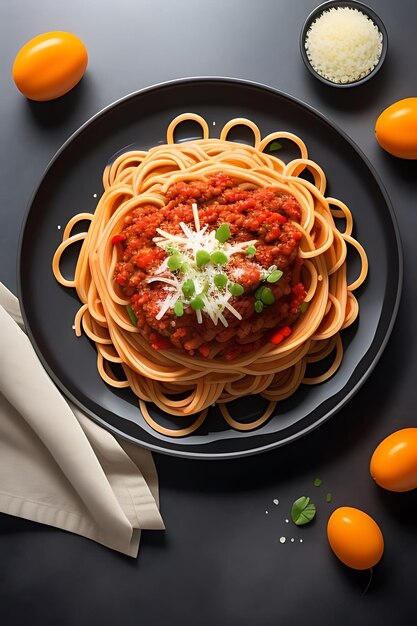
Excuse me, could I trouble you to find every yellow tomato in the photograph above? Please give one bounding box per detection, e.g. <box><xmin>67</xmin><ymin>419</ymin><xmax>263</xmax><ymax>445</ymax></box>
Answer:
<box><xmin>375</xmin><ymin>98</ymin><xmax>417</xmax><ymax>159</ymax></box>
<box><xmin>12</xmin><ymin>31</ymin><xmax>88</xmax><ymax>101</ymax></box>
<box><xmin>327</xmin><ymin>507</ymin><xmax>384</xmax><ymax>570</ymax></box>
<box><xmin>370</xmin><ymin>428</ymin><xmax>417</xmax><ymax>492</ymax></box>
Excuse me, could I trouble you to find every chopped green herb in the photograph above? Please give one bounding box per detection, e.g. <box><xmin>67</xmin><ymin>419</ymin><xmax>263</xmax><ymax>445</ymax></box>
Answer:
<box><xmin>254</xmin><ymin>300</ymin><xmax>264</xmax><ymax>313</ymax></box>
<box><xmin>291</xmin><ymin>496</ymin><xmax>317</xmax><ymax>526</ymax></box>
<box><xmin>214</xmin><ymin>273</ymin><xmax>228</xmax><ymax>288</ymax></box>
<box><xmin>181</xmin><ymin>261</ymin><xmax>189</xmax><ymax>272</ymax></box>
<box><xmin>255</xmin><ymin>286</ymin><xmax>264</xmax><ymax>300</ymax></box>
<box><xmin>210</xmin><ymin>251</ymin><xmax>228</xmax><ymax>265</ymax></box>
<box><xmin>215</xmin><ymin>223</ymin><xmax>231</xmax><ymax>243</ymax></box>
<box><xmin>126</xmin><ymin>304</ymin><xmax>138</xmax><ymax>326</ymax></box>
<box><xmin>300</xmin><ymin>301</ymin><xmax>309</xmax><ymax>314</ymax></box>
<box><xmin>167</xmin><ymin>254</ymin><xmax>182</xmax><ymax>272</ymax></box>
<box><xmin>267</xmin><ymin>269</ymin><xmax>283</xmax><ymax>283</ymax></box>
<box><xmin>228</xmin><ymin>282</ymin><xmax>244</xmax><ymax>297</ymax></box>
<box><xmin>314</xmin><ymin>478</ymin><xmax>322</xmax><ymax>487</ymax></box>
<box><xmin>190</xmin><ymin>294</ymin><xmax>205</xmax><ymax>310</ymax></box>
<box><xmin>326</xmin><ymin>493</ymin><xmax>332</xmax><ymax>503</ymax></box>
<box><xmin>196</xmin><ymin>249</ymin><xmax>210</xmax><ymax>267</ymax></box>
<box><xmin>246</xmin><ymin>245</ymin><xmax>256</xmax><ymax>257</ymax></box>
<box><xmin>269</xmin><ymin>141</ymin><xmax>283</xmax><ymax>152</ymax></box>
<box><xmin>182</xmin><ymin>279</ymin><xmax>195</xmax><ymax>299</ymax></box>
<box><xmin>260</xmin><ymin>287</ymin><xmax>275</xmax><ymax>305</ymax></box>
<box><xmin>173</xmin><ymin>300</ymin><xmax>184</xmax><ymax>317</ymax></box>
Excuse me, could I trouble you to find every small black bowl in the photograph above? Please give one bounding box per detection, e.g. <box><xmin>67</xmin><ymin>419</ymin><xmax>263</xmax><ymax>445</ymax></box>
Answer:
<box><xmin>300</xmin><ymin>0</ymin><xmax>388</xmax><ymax>87</ymax></box>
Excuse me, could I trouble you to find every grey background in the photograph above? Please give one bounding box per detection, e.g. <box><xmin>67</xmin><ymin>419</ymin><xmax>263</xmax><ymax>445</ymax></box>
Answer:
<box><xmin>1</xmin><ymin>1</ymin><xmax>416</xmax><ymax>624</ymax></box>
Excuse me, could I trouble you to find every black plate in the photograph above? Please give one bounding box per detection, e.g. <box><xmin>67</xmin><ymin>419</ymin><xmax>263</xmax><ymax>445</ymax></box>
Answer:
<box><xmin>18</xmin><ymin>77</ymin><xmax>402</xmax><ymax>459</ymax></box>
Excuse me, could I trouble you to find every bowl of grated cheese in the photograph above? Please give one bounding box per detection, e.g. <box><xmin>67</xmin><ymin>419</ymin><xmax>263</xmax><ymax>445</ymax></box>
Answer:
<box><xmin>300</xmin><ymin>0</ymin><xmax>388</xmax><ymax>87</ymax></box>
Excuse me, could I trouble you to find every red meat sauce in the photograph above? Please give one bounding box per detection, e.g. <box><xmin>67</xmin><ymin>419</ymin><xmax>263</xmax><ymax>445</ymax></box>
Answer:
<box><xmin>113</xmin><ymin>173</ymin><xmax>306</xmax><ymax>359</ymax></box>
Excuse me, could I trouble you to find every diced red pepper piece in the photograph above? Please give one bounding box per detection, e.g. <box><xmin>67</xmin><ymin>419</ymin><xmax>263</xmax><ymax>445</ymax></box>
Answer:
<box><xmin>136</xmin><ymin>250</ymin><xmax>157</xmax><ymax>269</ymax></box>
<box><xmin>111</xmin><ymin>233</ymin><xmax>125</xmax><ymax>244</ymax></box>
<box><xmin>270</xmin><ymin>325</ymin><xmax>292</xmax><ymax>345</ymax></box>
<box><xmin>198</xmin><ymin>345</ymin><xmax>210</xmax><ymax>358</ymax></box>
<box><xmin>149</xmin><ymin>332</ymin><xmax>172</xmax><ymax>350</ymax></box>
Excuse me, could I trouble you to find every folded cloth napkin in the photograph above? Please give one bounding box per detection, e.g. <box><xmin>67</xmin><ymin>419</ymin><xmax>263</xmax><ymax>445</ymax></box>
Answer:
<box><xmin>0</xmin><ymin>283</ymin><xmax>164</xmax><ymax>557</ymax></box>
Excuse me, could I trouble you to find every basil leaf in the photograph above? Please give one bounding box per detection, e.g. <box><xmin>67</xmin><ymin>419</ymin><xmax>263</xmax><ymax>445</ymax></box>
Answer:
<box><xmin>314</xmin><ymin>477</ymin><xmax>322</xmax><ymax>487</ymax></box>
<box><xmin>291</xmin><ymin>496</ymin><xmax>317</xmax><ymax>526</ymax></box>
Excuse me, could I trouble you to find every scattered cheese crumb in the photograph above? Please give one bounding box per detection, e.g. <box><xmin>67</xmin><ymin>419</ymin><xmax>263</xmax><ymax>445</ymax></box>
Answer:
<box><xmin>305</xmin><ymin>7</ymin><xmax>383</xmax><ymax>84</ymax></box>
<box><xmin>57</xmin><ymin>225</ymin><xmax>61</xmax><ymax>230</ymax></box>
<box><xmin>279</xmin><ymin>537</ymin><xmax>286</xmax><ymax>544</ymax></box>
<box><xmin>273</xmin><ymin>499</ymin><xmax>279</xmax><ymax>505</ymax></box>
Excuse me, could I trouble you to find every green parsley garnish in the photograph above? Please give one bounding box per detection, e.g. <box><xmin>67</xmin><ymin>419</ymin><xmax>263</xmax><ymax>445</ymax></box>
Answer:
<box><xmin>291</xmin><ymin>496</ymin><xmax>317</xmax><ymax>526</ymax></box>
<box><xmin>269</xmin><ymin>140</ymin><xmax>283</xmax><ymax>152</ymax></box>
<box><xmin>126</xmin><ymin>304</ymin><xmax>138</xmax><ymax>326</ymax></box>
<box><xmin>314</xmin><ymin>478</ymin><xmax>322</xmax><ymax>487</ymax></box>
<box><xmin>255</xmin><ymin>286</ymin><xmax>264</xmax><ymax>300</ymax></box>
<box><xmin>215</xmin><ymin>223</ymin><xmax>231</xmax><ymax>243</ymax></box>
<box><xmin>190</xmin><ymin>295</ymin><xmax>205</xmax><ymax>310</ymax></box>
<box><xmin>210</xmin><ymin>251</ymin><xmax>228</xmax><ymax>265</ymax></box>
<box><xmin>182</xmin><ymin>279</ymin><xmax>195</xmax><ymax>299</ymax></box>
<box><xmin>267</xmin><ymin>269</ymin><xmax>283</xmax><ymax>283</ymax></box>
<box><xmin>228</xmin><ymin>282</ymin><xmax>244</xmax><ymax>297</ymax></box>
<box><xmin>300</xmin><ymin>301</ymin><xmax>309</xmax><ymax>313</ymax></box>
<box><xmin>214</xmin><ymin>273</ymin><xmax>228</xmax><ymax>288</ymax></box>
<box><xmin>196</xmin><ymin>250</ymin><xmax>210</xmax><ymax>267</ymax></box>
<box><xmin>254</xmin><ymin>300</ymin><xmax>264</xmax><ymax>313</ymax></box>
<box><xmin>246</xmin><ymin>245</ymin><xmax>256</xmax><ymax>257</ymax></box>
<box><xmin>326</xmin><ymin>493</ymin><xmax>332</xmax><ymax>503</ymax></box>
<box><xmin>260</xmin><ymin>286</ymin><xmax>275</xmax><ymax>305</ymax></box>
<box><xmin>167</xmin><ymin>254</ymin><xmax>182</xmax><ymax>272</ymax></box>
<box><xmin>173</xmin><ymin>300</ymin><xmax>184</xmax><ymax>317</ymax></box>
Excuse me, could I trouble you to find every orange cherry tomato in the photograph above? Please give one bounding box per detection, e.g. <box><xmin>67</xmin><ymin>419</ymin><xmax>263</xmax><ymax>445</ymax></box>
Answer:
<box><xmin>327</xmin><ymin>507</ymin><xmax>384</xmax><ymax>570</ymax></box>
<box><xmin>375</xmin><ymin>98</ymin><xmax>417</xmax><ymax>159</ymax></box>
<box><xmin>12</xmin><ymin>31</ymin><xmax>88</xmax><ymax>101</ymax></box>
<box><xmin>370</xmin><ymin>428</ymin><xmax>417</xmax><ymax>492</ymax></box>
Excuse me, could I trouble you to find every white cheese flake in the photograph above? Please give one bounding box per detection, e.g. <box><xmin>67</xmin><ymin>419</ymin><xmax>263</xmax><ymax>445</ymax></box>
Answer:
<box><xmin>148</xmin><ymin>202</ymin><xmax>258</xmax><ymax>324</ymax></box>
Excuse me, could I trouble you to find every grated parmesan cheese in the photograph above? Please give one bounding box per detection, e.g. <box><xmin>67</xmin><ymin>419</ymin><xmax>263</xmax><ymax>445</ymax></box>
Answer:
<box><xmin>149</xmin><ymin>203</ymin><xmax>257</xmax><ymax>326</ymax></box>
<box><xmin>304</xmin><ymin>7</ymin><xmax>383</xmax><ymax>84</ymax></box>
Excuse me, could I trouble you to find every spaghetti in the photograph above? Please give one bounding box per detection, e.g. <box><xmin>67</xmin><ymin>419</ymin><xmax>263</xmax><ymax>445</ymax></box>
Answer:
<box><xmin>53</xmin><ymin>114</ymin><xmax>368</xmax><ymax>437</ymax></box>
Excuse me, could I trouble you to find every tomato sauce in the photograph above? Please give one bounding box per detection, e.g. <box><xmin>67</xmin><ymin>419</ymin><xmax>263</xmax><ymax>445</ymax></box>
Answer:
<box><xmin>113</xmin><ymin>173</ymin><xmax>306</xmax><ymax>358</ymax></box>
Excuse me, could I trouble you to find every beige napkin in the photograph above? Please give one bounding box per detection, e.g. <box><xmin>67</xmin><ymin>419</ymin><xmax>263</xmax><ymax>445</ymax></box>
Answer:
<box><xmin>0</xmin><ymin>283</ymin><xmax>164</xmax><ymax>557</ymax></box>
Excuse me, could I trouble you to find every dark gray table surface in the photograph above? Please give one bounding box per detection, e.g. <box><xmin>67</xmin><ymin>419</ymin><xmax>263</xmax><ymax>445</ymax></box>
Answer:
<box><xmin>1</xmin><ymin>1</ymin><xmax>416</xmax><ymax>624</ymax></box>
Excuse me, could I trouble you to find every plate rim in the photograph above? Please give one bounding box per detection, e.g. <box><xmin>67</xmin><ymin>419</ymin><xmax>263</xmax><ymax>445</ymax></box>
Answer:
<box><xmin>17</xmin><ymin>76</ymin><xmax>404</xmax><ymax>459</ymax></box>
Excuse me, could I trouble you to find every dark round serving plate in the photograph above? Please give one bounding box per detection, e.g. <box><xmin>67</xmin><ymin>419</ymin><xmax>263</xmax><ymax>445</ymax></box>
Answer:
<box><xmin>18</xmin><ymin>77</ymin><xmax>402</xmax><ymax>459</ymax></box>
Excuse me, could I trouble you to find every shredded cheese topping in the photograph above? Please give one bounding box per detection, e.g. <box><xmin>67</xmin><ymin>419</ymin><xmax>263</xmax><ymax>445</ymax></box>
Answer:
<box><xmin>304</xmin><ymin>7</ymin><xmax>383</xmax><ymax>84</ymax></box>
<box><xmin>149</xmin><ymin>203</ymin><xmax>257</xmax><ymax>326</ymax></box>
